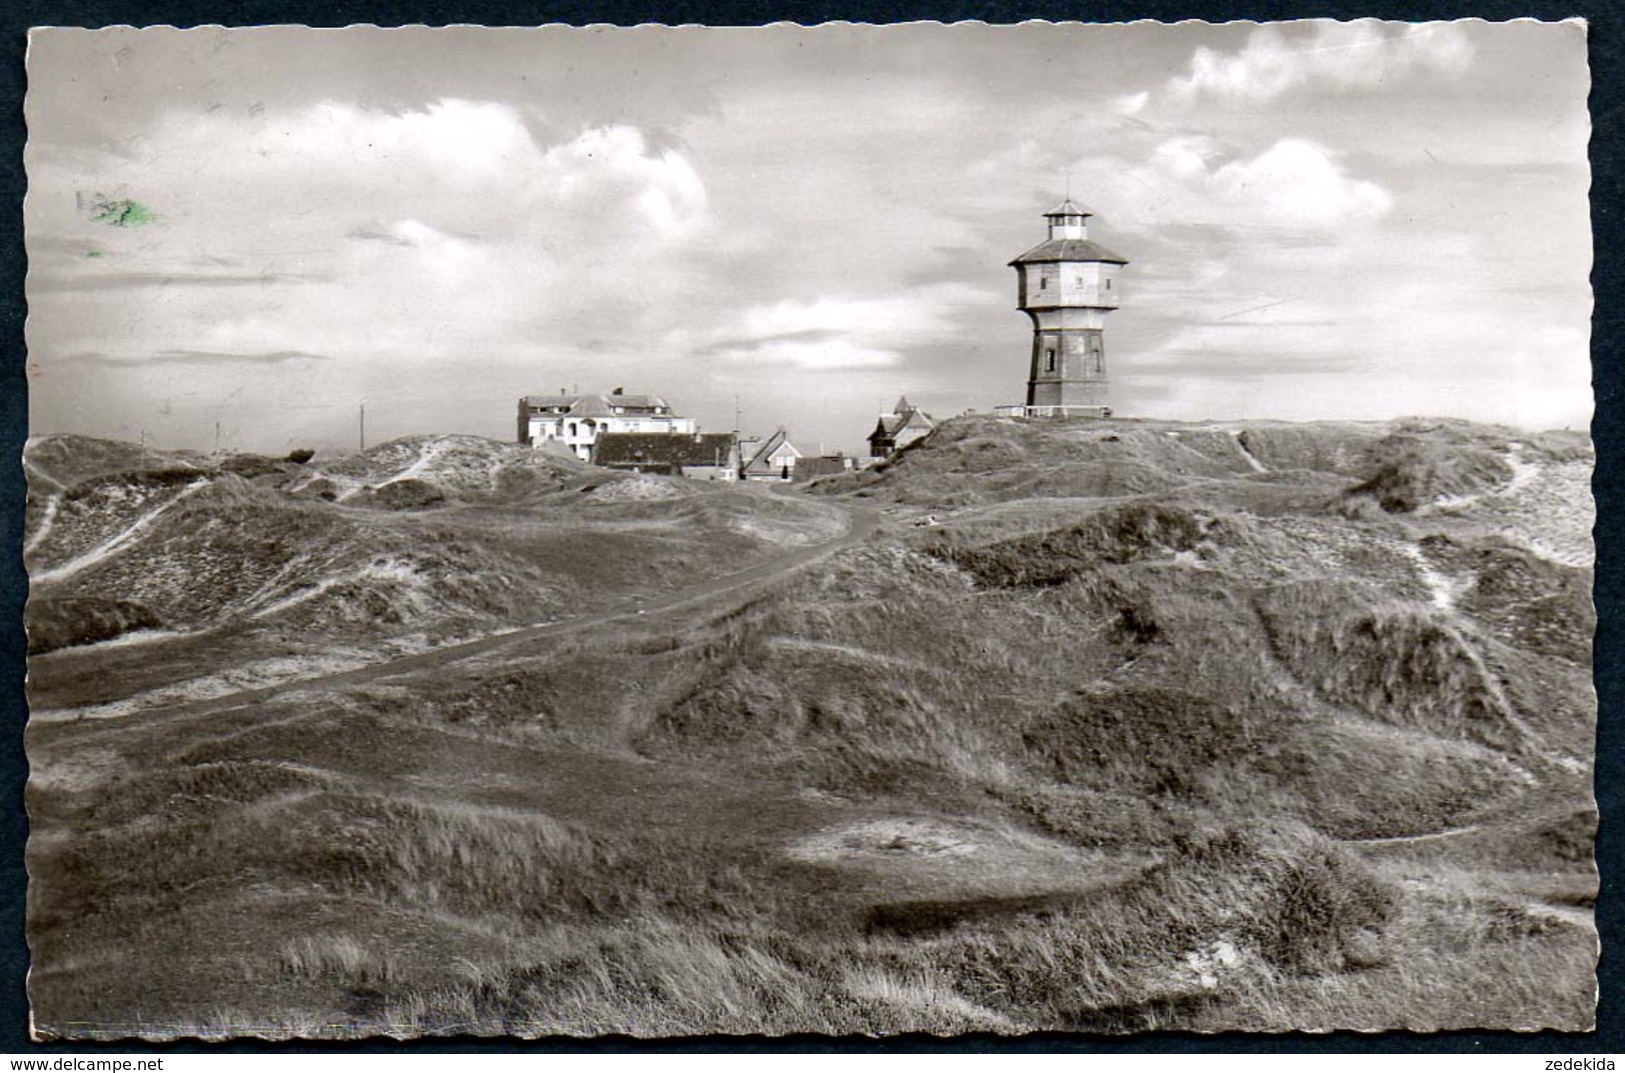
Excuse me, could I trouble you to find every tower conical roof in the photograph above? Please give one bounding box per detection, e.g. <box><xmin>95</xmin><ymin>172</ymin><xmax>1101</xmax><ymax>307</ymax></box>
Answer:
<box><xmin>1044</xmin><ymin>198</ymin><xmax>1093</xmax><ymax>217</ymax></box>
<box><xmin>1009</xmin><ymin>238</ymin><xmax>1128</xmax><ymax>266</ymax></box>
<box><xmin>1012</xmin><ymin>199</ymin><xmax>1127</xmax><ymax>266</ymax></box>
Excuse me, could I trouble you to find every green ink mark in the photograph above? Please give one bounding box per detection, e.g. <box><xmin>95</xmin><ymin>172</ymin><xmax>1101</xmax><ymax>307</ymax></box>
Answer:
<box><xmin>84</xmin><ymin>250</ymin><xmax>103</xmax><ymax>258</ymax></box>
<box><xmin>89</xmin><ymin>196</ymin><xmax>156</xmax><ymax>228</ymax></box>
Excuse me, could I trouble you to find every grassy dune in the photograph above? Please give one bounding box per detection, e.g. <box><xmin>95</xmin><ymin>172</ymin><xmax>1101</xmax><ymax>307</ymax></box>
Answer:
<box><xmin>24</xmin><ymin>417</ymin><xmax>1596</xmax><ymax>1037</ymax></box>
<box><xmin>24</xmin><ymin>434</ymin><xmax>841</xmax><ymax>709</ymax></box>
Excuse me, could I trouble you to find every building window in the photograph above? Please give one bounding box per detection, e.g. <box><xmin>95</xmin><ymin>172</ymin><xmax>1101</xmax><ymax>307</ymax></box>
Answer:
<box><xmin>1106</xmin><ymin>278</ymin><xmax>1113</xmax><ymax>290</ymax></box>
<box><xmin>1045</xmin><ymin>348</ymin><xmax>1057</xmax><ymax>373</ymax></box>
<box><xmin>1039</xmin><ymin>275</ymin><xmax>1047</xmax><ymax>290</ymax></box>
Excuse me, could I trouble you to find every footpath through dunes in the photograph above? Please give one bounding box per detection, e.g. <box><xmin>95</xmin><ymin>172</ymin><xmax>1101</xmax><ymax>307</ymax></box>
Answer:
<box><xmin>24</xmin><ymin>416</ymin><xmax>1598</xmax><ymax>1037</ymax></box>
<box><xmin>25</xmin><ymin>493</ymin><xmax>878</xmax><ymax>735</ymax></box>
<box><xmin>23</xmin><ymin>432</ymin><xmax>854</xmax><ymax>711</ymax></box>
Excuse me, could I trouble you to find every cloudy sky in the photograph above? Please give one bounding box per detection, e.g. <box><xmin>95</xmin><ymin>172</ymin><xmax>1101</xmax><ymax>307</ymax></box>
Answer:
<box><xmin>24</xmin><ymin>21</ymin><xmax>1591</xmax><ymax>455</ymax></box>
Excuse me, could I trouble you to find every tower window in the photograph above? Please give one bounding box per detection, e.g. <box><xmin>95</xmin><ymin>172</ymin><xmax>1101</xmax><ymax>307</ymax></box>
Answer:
<box><xmin>1106</xmin><ymin>278</ymin><xmax>1112</xmax><ymax>290</ymax></box>
<box><xmin>1039</xmin><ymin>276</ymin><xmax>1047</xmax><ymax>290</ymax></box>
<box><xmin>1045</xmin><ymin>348</ymin><xmax>1057</xmax><ymax>373</ymax></box>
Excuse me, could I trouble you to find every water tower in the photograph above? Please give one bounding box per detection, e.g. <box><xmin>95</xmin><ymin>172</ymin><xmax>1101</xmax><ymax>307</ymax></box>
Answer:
<box><xmin>1008</xmin><ymin>200</ymin><xmax>1128</xmax><ymax>415</ymax></box>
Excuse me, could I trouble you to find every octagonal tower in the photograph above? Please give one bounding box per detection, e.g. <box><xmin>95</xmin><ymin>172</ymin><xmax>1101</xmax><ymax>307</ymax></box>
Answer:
<box><xmin>1009</xmin><ymin>200</ymin><xmax>1129</xmax><ymax>414</ymax></box>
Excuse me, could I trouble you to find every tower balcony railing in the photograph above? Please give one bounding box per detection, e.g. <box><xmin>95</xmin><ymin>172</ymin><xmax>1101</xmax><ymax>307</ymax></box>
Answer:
<box><xmin>993</xmin><ymin>404</ymin><xmax>1114</xmax><ymax>419</ymax></box>
<box><xmin>1019</xmin><ymin>292</ymin><xmax>1121</xmax><ymax>312</ymax></box>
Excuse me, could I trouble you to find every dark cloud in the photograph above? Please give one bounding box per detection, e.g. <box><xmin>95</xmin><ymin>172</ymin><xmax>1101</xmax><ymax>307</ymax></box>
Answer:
<box><xmin>29</xmin><ymin>270</ymin><xmax>330</xmax><ymax>294</ymax></box>
<box><xmin>27</xmin><ymin>236</ymin><xmax>111</xmax><ymax>258</ymax></box>
<box><xmin>60</xmin><ymin>349</ymin><xmax>332</xmax><ymax>367</ymax></box>
<box><xmin>346</xmin><ymin>223</ymin><xmax>417</xmax><ymax>246</ymax></box>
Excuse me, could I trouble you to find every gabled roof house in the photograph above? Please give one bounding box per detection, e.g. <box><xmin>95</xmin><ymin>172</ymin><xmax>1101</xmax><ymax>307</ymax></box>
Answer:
<box><xmin>868</xmin><ymin>396</ymin><xmax>936</xmax><ymax>458</ymax></box>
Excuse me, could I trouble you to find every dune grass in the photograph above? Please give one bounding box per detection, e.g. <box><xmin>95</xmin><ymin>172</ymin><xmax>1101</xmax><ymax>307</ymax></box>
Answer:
<box><xmin>97</xmin><ymin>813</ymin><xmax>1581</xmax><ymax>1040</ymax></box>
<box><xmin>25</xmin><ymin>420</ymin><xmax>1596</xmax><ymax>1038</ymax></box>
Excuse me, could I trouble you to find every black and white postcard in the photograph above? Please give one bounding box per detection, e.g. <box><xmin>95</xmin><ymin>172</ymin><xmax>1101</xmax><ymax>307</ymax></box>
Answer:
<box><xmin>21</xmin><ymin>20</ymin><xmax>1595</xmax><ymax>1038</ymax></box>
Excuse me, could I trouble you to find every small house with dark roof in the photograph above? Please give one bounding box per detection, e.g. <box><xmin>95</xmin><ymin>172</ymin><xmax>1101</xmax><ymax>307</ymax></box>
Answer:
<box><xmin>593</xmin><ymin>432</ymin><xmax>740</xmax><ymax>481</ymax></box>
<box><xmin>742</xmin><ymin>428</ymin><xmax>801</xmax><ymax>481</ymax></box>
<box><xmin>516</xmin><ymin>388</ymin><xmax>696</xmax><ymax>460</ymax></box>
<box><xmin>792</xmin><ymin>454</ymin><xmax>853</xmax><ymax>483</ymax></box>
<box><xmin>868</xmin><ymin>396</ymin><xmax>937</xmax><ymax>458</ymax></box>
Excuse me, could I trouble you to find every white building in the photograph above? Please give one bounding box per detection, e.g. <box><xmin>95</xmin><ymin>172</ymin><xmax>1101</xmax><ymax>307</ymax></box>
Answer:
<box><xmin>741</xmin><ymin>428</ymin><xmax>802</xmax><ymax>481</ymax></box>
<box><xmin>516</xmin><ymin>389</ymin><xmax>697</xmax><ymax>461</ymax></box>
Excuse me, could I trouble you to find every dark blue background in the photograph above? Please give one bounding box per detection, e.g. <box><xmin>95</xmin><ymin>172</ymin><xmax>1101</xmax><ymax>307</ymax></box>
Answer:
<box><xmin>0</xmin><ymin>1</ymin><xmax>1615</xmax><ymax>1054</ymax></box>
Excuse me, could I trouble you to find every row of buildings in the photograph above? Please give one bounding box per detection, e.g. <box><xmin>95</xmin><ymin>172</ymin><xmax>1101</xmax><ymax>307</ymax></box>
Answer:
<box><xmin>515</xmin><ymin>389</ymin><xmax>937</xmax><ymax>481</ymax></box>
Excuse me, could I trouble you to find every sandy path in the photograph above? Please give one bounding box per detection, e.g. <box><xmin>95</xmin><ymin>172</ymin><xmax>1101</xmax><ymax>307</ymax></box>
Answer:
<box><xmin>380</xmin><ymin>438</ymin><xmax>448</xmax><ymax>486</ymax></box>
<box><xmin>29</xmin><ymin>500</ymin><xmax>879</xmax><ymax>737</ymax></box>
<box><xmin>30</xmin><ymin>481</ymin><xmax>210</xmax><ymax>586</ymax></box>
<box><xmin>1349</xmin><ymin>821</ymin><xmax>1503</xmax><ymax>849</ymax></box>
<box><xmin>24</xmin><ymin>494</ymin><xmax>61</xmax><ymax>558</ymax></box>
<box><xmin>23</xmin><ymin>457</ymin><xmax>68</xmax><ymax>558</ymax></box>
<box><xmin>1346</xmin><ymin>803</ymin><xmax>1590</xmax><ymax>852</ymax></box>
<box><xmin>1395</xmin><ymin>542</ymin><xmax>1461</xmax><ymax>610</ymax></box>
<box><xmin>23</xmin><ymin>456</ymin><xmax>66</xmax><ymax>493</ymax></box>
<box><xmin>1229</xmin><ymin>429</ymin><xmax>1268</xmax><ymax>473</ymax></box>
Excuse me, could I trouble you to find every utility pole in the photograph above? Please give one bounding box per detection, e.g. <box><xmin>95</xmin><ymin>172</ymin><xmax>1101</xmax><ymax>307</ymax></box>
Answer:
<box><xmin>733</xmin><ymin>394</ymin><xmax>742</xmax><ymax>434</ymax></box>
<box><xmin>214</xmin><ymin>421</ymin><xmax>221</xmax><ymax>455</ymax></box>
<box><xmin>359</xmin><ymin>402</ymin><xmax>366</xmax><ymax>452</ymax></box>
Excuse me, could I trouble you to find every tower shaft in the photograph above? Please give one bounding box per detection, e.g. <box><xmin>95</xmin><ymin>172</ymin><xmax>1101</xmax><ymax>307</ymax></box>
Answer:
<box><xmin>1025</xmin><ymin>310</ymin><xmax>1108</xmax><ymax>409</ymax></box>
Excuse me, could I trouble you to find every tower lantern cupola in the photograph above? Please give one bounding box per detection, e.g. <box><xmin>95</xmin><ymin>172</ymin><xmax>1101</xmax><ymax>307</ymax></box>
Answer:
<box><xmin>1009</xmin><ymin>199</ymin><xmax>1129</xmax><ymax>415</ymax></box>
<box><xmin>1043</xmin><ymin>198</ymin><xmax>1092</xmax><ymax>240</ymax></box>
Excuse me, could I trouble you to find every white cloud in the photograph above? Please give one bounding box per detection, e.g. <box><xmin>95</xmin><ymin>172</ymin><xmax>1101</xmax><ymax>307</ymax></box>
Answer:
<box><xmin>1111</xmin><ymin>91</ymin><xmax>1150</xmax><ymax>116</ymax></box>
<box><xmin>1096</xmin><ymin>136</ymin><xmax>1392</xmax><ymax>235</ymax></box>
<box><xmin>687</xmin><ymin>283</ymin><xmax>996</xmax><ymax>372</ymax></box>
<box><xmin>1205</xmin><ymin>138</ymin><xmax>1393</xmax><ymax>228</ymax></box>
<box><xmin>738</xmin><ymin>337</ymin><xmax>901</xmax><ymax>371</ymax></box>
<box><xmin>1168</xmin><ymin>20</ymin><xmax>1474</xmax><ymax>104</ymax></box>
<box><xmin>22</xmin><ymin>94</ymin><xmax>731</xmax><ymax>453</ymax></box>
<box><xmin>537</xmin><ymin>124</ymin><xmax>709</xmax><ymax>240</ymax></box>
<box><xmin>736</xmin><ymin>285</ymin><xmax>986</xmax><ymax>341</ymax></box>
<box><xmin>26</xmin><ymin>100</ymin><xmax>715</xmax><ymax>363</ymax></box>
